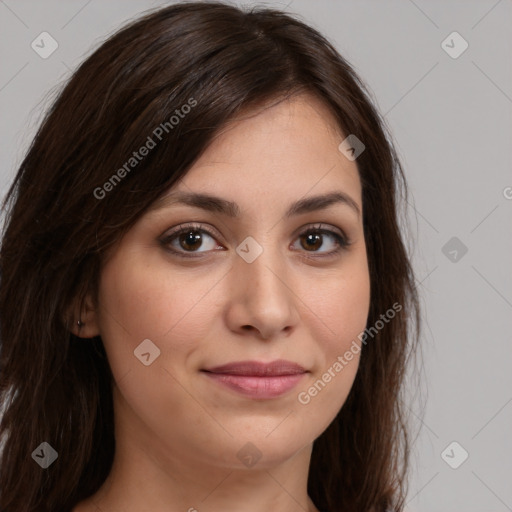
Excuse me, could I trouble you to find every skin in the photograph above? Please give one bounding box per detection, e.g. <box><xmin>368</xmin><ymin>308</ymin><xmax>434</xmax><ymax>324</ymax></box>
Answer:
<box><xmin>73</xmin><ymin>93</ymin><xmax>371</xmax><ymax>512</ymax></box>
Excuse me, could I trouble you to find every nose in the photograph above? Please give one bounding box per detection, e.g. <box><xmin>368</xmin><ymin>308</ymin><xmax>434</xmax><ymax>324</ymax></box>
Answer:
<box><xmin>224</xmin><ymin>245</ymin><xmax>300</xmax><ymax>341</ymax></box>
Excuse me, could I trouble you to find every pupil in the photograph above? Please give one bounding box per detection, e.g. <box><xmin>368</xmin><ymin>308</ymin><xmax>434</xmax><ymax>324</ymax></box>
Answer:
<box><xmin>303</xmin><ymin>233</ymin><xmax>321</xmax><ymax>251</ymax></box>
<box><xmin>181</xmin><ymin>230</ymin><xmax>202</xmax><ymax>250</ymax></box>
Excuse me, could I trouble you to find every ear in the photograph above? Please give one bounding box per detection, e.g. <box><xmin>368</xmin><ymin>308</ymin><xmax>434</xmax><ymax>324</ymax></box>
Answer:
<box><xmin>68</xmin><ymin>291</ymin><xmax>101</xmax><ymax>338</ymax></box>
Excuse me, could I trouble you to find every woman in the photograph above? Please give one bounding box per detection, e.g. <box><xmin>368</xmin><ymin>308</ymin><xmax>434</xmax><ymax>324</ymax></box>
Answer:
<box><xmin>0</xmin><ymin>2</ymin><xmax>421</xmax><ymax>511</ymax></box>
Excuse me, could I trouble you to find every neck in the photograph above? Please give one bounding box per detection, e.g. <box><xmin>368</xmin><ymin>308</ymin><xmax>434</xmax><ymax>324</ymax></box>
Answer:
<box><xmin>75</xmin><ymin>388</ymin><xmax>320</xmax><ymax>512</ymax></box>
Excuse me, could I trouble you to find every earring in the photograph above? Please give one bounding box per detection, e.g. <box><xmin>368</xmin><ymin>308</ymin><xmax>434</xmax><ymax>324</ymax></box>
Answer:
<box><xmin>77</xmin><ymin>319</ymin><xmax>84</xmax><ymax>328</ymax></box>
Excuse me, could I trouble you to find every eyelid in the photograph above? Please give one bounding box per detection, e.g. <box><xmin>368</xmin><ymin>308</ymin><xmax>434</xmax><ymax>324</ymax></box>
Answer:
<box><xmin>162</xmin><ymin>222</ymin><xmax>223</xmax><ymax>243</ymax></box>
<box><xmin>292</xmin><ymin>222</ymin><xmax>348</xmax><ymax>242</ymax></box>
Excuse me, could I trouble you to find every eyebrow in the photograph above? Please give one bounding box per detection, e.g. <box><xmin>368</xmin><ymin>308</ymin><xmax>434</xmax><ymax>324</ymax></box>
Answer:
<box><xmin>152</xmin><ymin>190</ymin><xmax>361</xmax><ymax>219</ymax></box>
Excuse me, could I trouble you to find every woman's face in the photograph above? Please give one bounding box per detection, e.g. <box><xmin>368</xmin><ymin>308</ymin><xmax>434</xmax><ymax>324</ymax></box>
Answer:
<box><xmin>90</xmin><ymin>93</ymin><xmax>370</xmax><ymax>471</ymax></box>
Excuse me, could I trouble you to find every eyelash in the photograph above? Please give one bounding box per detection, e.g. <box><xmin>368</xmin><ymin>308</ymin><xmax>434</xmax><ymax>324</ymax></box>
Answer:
<box><xmin>160</xmin><ymin>222</ymin><xmax>351</xmax><ymax>260</ymax></box>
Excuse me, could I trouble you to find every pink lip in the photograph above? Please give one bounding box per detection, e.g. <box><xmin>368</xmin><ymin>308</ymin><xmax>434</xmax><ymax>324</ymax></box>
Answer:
<box><xmin>202</xmin><ymin>360</ymin><xmax>307</xmax><ymax>399</ymax></box>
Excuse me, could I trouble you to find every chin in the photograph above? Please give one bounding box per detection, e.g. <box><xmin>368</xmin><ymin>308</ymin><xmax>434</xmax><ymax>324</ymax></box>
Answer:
<box><xmin>204</xmin><ymin>428</ymin><xmax>313</xmax><ymax>470</ymax></box>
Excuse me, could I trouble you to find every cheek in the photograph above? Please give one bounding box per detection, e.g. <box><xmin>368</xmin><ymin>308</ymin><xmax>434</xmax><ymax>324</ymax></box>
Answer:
<box><xmin>95</xmin><ymin>253</ymin><xmax>226</xmax><ymax>449</ymax></box>
<box><xmin>294</xmin><ymin>256</ymin><xmax>370</xmax><ymax>428</ymax></box>
<box><xmin>306</xmin><ymin>254</ymin><xmax>371</xmax><ymax>353</ymax></box>
<box><xmin>95</xmin><ymin>251</ymin><xmax>222</xmax><ymax>379</ymax></box>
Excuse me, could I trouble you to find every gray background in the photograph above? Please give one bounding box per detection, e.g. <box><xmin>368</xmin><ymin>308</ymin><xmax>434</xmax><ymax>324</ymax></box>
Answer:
<box><xmin>1</xmin><ymin>1</ymin><xmax>511</xmax><ymax>510</ymax></box>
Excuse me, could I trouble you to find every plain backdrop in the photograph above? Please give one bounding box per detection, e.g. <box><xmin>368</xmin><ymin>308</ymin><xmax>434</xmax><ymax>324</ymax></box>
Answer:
<box><xmin>0</xmin><ymin>1</ymin><xmax>511</xmax><ymax>511</ymax></box>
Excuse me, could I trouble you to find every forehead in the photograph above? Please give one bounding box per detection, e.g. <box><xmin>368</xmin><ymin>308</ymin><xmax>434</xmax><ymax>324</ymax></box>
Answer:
<box><xmin>173</xmin><ymin>93</ymin><xmax>362</xmax><ymax>207</ymax></box>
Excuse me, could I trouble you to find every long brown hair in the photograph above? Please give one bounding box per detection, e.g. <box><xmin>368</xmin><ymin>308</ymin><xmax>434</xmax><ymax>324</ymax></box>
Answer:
<box><xmin>0</xmin><ymin>2</ymin><xmax>421</xmax><ymax>511</ymax></box>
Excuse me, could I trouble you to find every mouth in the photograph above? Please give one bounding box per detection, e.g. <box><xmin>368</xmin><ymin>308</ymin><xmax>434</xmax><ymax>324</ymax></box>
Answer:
<box><xmin>201</xmin><ymin>360</ymin><xmax>308</xmax><ymax>399</ymax></box>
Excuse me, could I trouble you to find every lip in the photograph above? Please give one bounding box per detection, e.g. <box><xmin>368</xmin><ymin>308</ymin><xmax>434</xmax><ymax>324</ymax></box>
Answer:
<box><xmin>201</xmin><ymin>360</ymin><xmax>308</xmax><ymax>399</ymax></box>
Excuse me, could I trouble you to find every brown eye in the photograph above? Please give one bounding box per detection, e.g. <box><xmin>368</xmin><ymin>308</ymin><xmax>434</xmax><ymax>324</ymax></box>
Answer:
<box><xmin>292</xmin><ymin>226</ymin><xmax>349</xmax><ymax>256</ymax></box>
<box><xmin>161</xmin><ymin>224</ymin><xmax>222</xmax><ymax>256</ymax></box>
<box><xmin>178</xmin><ymin>230</ymin><xmax>203</xmax><ymax>251</ymax></box>
<box><xmin>300</xmin><ymin>232</ymin><xmax>323</xmax><ymax>251</ymax></box>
